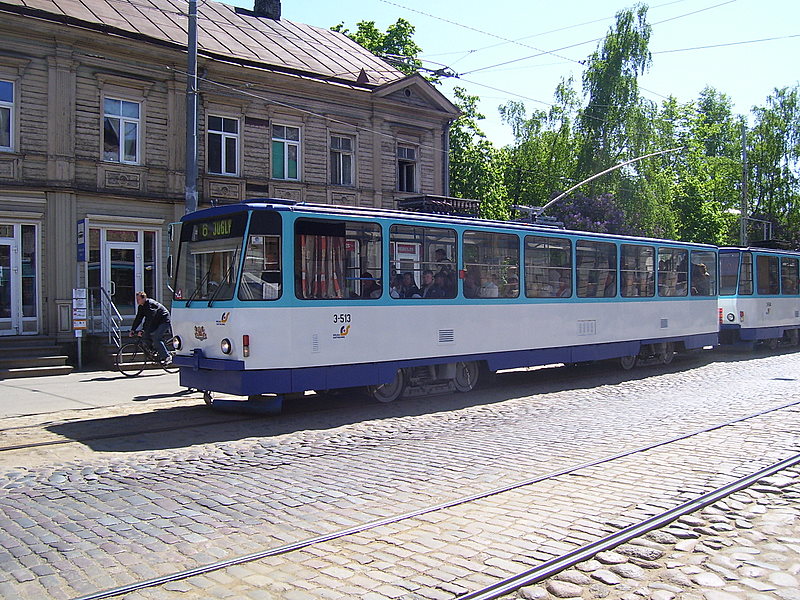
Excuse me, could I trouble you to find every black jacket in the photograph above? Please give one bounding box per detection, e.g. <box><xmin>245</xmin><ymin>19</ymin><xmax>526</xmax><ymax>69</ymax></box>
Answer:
<box><xmin>131</xmin><ymin>298</ymin><xmax>170</xmax><ymax>332</ymax></box>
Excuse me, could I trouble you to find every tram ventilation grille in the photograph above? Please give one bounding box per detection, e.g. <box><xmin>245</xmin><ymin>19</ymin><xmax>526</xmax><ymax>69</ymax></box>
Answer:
<box><xmin>312</xmin><ymin>333</ymin><xmax>320</xmax><ymax>353</ymax></box>
<box><xmin>438</xmin><ymin>329</ymin><xmax>455</xmax><ymax>344</ymax></box>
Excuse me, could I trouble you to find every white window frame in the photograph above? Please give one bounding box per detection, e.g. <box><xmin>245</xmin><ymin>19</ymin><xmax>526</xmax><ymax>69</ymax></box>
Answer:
<box><xmin>207</xmin><ymin>115</ymin><xmax>240</xmax><ymax>176</ymax></box>
<box><xmin>103</xmin><ymin>97</ymin><xmax>141</xmax><ymax>164</ymax></box>
<box><xmin>330</xmin><ymin>134</ymin><xmax>354</xmax><ymax>186</ymax></box>
<box><xmin>271</xmin><ymin>124</ymin><xmax>301</xmax><ymax>181</ymax></box>
<box><xmin>0</xmin><ymin>79</ymin><xmax>15</xmax><ymax>152</ymax></box>
<box><xmin>398</xmin><ymin>144</ymin><xmax>418</xmax><ymax>193</ymax></box>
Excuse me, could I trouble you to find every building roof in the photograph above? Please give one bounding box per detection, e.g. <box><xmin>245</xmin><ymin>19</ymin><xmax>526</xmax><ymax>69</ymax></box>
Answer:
<box><xmin>0</xmin><ymin>0</ymin><xmax>406</xmax><ymax>87</ymax></box>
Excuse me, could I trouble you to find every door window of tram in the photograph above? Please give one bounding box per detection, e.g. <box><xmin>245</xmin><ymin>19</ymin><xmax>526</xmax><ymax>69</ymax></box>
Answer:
<box><xmin>462</xmin><ymin>231</ymin><xmax>519</xmax><ymax>299</ymax></box>
<box><xmin>781</xmin><ymin>258</ymin><xmax>799</xmax><ymax>295</ymax></box>
<box><xmin>738</xmin><ymin>252</ymin><xmax>753</xmax><ymax>295</ymax></box>
<box><xmin>389</xmin><ymin>225</ymin><xmax>457</xmax><ymax>299</ymax></box>
<box><xmin>295</xmin><ymin>219</ymin><xmax>381</xmax><ymax>300</ymax></box>
<box><xmin>524</xmin><ymin>235</ymin><xmax>570</xmax><ymax>298</ymax></box>
<box><xmin>239</xmin><ymin>211</ymin><xmax>282</xmax><ymax>301</ymax></box>
<box><xmin>718</xmin><ymin>253</ymin><xmax>740</xmax><ymax>295</ymax></box>
<box><xmin>620</xmin><ymin>245</ymin><xmax>655</xmax><ymax>297</ymax></box>
<box><xmin>657</xmin><ymin>248</ymin><xmax>688</xmax><ymax>297</ymax></box>
<box><xmin>690</xmin><ymin>250</ymin><xmax>717</xmax><ymax>296</ymax></box>
<box><xmin>576</xmin><ymin>241</ymin><xmax>616</xmax><ymax>298</ymax></box>
<box><xmin>756</xmin><ymin>255</ymin><xmax>780</xmax><ymax>295</ymax></box>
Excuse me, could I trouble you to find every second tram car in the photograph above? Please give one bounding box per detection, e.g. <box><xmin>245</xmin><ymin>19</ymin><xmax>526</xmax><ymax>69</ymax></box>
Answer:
<box><xmin>170</xmin><ymin>200</ymin><xmax>721</xmax><ymax>406</ymax></box>
<box><xmin>718</xmin><ymin>246</ymin><xmax>800</xmax><ymax>348</ymax></box>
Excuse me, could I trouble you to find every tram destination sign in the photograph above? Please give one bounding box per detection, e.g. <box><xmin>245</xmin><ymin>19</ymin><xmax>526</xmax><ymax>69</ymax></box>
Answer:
<box><xmin>189</xmin><ymin>214</ymin><xmax>246</xmax><ymax>242</ymax></box>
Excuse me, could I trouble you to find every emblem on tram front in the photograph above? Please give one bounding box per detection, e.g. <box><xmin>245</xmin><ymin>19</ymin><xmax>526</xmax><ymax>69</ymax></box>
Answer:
<box><xmin>194</xmin><ymin>325</ymin><xmax>208</xmax><ymax>341</ymax></box>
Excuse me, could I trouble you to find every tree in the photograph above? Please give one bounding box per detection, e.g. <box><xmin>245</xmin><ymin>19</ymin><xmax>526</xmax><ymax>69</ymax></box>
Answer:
<box><xmin>448</xmin><ymin>87</ymin><xmax>509</xmax><ymax>219</ymax></box>
<box><xmin>577</xmin><ymin>4</ymin><xmax>652</xmax><ymax>188</ymax></box>
<box><xmin>332</xmin><ymin>19</ymin><xmax>424</xmax><ymax>77</ymax></box>
<box><xmin>748</xmin><ymin>85</ymin><xmax>800</xmax><ymax>243</ymax></box>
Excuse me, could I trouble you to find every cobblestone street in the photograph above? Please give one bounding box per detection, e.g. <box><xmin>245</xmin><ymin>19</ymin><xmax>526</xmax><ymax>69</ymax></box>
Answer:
<box><xmin>0</xmin><ymin>350</ymin><xmax>799</xmax><ymax>599</ymax></box>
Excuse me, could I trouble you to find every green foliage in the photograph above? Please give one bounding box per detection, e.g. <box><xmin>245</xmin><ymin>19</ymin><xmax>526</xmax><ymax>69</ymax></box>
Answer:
<box><xmin>332</xmin><ymin>19</ymin><xmax>423</xmax><ymax>77</ymax></box>
<box><xmin>578</xmin><ymin>4</ymin><xmax>652</xmax><ymax>186</ymax></box>
<box><xmin>448</xmin><ymin>88</ymin><xmax>509</xmax><ymax>219</ymax></box>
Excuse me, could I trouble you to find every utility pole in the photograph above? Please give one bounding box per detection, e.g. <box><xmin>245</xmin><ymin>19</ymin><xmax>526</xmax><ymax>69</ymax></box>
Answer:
<box><xmin>740</xmin><ymin>120</ymin><xmax>748</xmax><ymax>246</ymax></box>
<box><xmin>184</xmin><ymin>0</ymin><xmax>198</xmax><ymax>215</ymax></box>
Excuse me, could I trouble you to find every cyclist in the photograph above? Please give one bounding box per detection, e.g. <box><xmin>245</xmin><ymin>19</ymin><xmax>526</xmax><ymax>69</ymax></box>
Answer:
<box><xmin>129</xmin><ymin>291</ymin><xmax>172</xmax><ymax>365</ymax></box>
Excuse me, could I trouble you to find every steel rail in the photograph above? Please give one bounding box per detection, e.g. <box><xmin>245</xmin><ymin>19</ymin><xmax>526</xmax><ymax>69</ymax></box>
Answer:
<box><xmin>71</xmin><ymin>398</ymin><xmax>800</xmax><ymax>600</ymax></box>
<box><xmin>457</xmin><ymin>451</ymin><xmax>800</xmax><ymax>600</ymax></box>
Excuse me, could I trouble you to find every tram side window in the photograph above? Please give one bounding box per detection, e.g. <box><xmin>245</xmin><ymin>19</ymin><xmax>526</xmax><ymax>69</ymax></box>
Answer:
<box><xmin>657</xmin><ymin>248</ymin><xmax>688</xmax><ymax>297</ymax></box>
<box><xmin>295</xmin><ymin>219</ymin><xmax>382</xmax><ymax>300</ymax></box>
<box><xmin>781</xmin><ymin>257</ymin><xmax>799</xmax><ymax>295</ymax></box>
<box><xmin>756</xmin><ymin>255</ymin><xmax>780</xmax><ymax>295</ymax></box>
<box><xmin>525</xmin><ymin>235</ymin><xmax>571</xmax><ymax>298</ymax></box>
<box><xmin>738</xmin><ymin>252</ymin><xmax>753</xmax><ymax>295</ymax></box>
<box><xmin>238</xmin><ymin>211</ymin><xmax>282</xmax><ymax>301</ymax></box>
<box><xmin>621</xmin><ymin>244</ymin><xmax>655</xmax><ymax>298</ymax></box>
<box><xmin>463</xmin><ymin>231</ymin><xmax>520</xmax><ymax>299</ymax></box>
<box><xmin>389</xmin><ymin>225</ymin><xmax>457</xmax><ymax>299</ymax></box>
<box><xmin>718</xmin><ymin>253</ymin><xmax>740</xmax><ymax>296</ymax></box>
<box><xmin>576</xmin><ymin>240</ymin><xmax>616</xmax><ymax>298</ymax></box>
<box><xmin>690</xmin><ymin>250</ymin><xmax>717</xmax><ymax>296</ymax></box>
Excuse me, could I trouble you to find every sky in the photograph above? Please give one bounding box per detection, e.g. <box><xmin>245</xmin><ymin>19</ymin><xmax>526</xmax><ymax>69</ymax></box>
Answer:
<box><xmin>220</xmin><ymin>0</ymin><xmax>799</xmax><ymax>147</ymax></box>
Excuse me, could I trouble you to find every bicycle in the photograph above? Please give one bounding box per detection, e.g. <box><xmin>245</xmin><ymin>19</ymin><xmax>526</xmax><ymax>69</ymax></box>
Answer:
<box><xmin>116</xmin><ymin>330</ymin><xmax>179</xmax><ymax>377</ymax></box>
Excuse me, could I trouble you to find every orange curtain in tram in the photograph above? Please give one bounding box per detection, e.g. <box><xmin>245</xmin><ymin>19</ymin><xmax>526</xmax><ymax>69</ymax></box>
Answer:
<box><xmin>298</xmin><ymin>234</ymin><xmax>345</xmax><ymax>299</ymax></box>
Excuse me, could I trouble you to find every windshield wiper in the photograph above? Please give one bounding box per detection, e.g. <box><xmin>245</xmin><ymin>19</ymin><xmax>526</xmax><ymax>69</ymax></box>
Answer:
<box><xmin>186</xmin><ymin>254</ymin><xmax>216</xmax><ymax>307</ymax></box>
<box><xmin>207</xmin><ymin>250</ymin><xmax>239</xmax><ymax>307</ymax></box>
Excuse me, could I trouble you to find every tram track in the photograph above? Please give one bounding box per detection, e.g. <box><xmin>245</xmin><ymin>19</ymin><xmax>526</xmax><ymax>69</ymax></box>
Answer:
<box><xmin>71</xmin><ymin>398</ymin><xmax>800</xmax><ymax>600</ymax></box>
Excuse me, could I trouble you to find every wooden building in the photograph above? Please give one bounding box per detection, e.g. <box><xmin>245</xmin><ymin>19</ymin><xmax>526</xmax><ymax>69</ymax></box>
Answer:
<box><xmin>0</xmin><ymin>0</ymin><xmax>459</xmax><ymax>349</ymax></box>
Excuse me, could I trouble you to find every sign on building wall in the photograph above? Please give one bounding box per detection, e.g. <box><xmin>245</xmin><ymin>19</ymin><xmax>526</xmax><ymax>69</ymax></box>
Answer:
<box><xmin>76</xmin><ymin>219</ymin><xmax>86</xmax><ymax>263</ymax></box>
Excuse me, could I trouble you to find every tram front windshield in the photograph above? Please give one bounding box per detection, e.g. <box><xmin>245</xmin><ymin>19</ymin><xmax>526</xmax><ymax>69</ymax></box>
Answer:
<box><xmin>174</xmin><ymin>214</ymin><xmax>247</xmax><ymax>303</ymax></box>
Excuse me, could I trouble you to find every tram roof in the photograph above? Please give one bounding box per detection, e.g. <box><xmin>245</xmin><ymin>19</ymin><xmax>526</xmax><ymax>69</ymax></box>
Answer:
<box><xmin>181</xmin><ymin>199</ymin><xmax>719</xmax><ymax>249</ymax></box>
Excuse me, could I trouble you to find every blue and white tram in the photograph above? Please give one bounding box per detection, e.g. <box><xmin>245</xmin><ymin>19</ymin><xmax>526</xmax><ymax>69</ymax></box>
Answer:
<box><xmin>718</xmin><ymin>246</ymin><xmax>800</xmax><ymax>348</ymax></box>
<box><xmin>170</xmin><ymin>200</ymin><xmax>720</xmax><ymax>406</ymax></box>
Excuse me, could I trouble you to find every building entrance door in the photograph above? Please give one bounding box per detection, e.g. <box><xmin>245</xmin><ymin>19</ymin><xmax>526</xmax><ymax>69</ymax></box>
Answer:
<box><xmin>0</xmin><ymin>240</ymin><xmax>17</xmax><ymax>336</ymax></box>
<box><xmin>103</xmin><ymin>241</ymin><xmax>143</xmax><ymax>320</ymax></box>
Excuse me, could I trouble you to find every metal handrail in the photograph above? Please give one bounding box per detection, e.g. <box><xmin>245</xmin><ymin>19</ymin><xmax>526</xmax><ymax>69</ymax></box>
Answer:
<box><xmin>89</xmin><ymin>287</ymin><xmax>124</xmax><ymax>348</ymax></box>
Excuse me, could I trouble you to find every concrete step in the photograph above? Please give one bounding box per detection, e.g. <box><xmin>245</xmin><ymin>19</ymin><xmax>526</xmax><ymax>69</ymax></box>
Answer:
<box><xmin>0</xmin><ymin>365</ymin><xmax>74</xmax><ymax>379</ymax></box>
<box><xmin>0</xmin><ymin>355</ymin><xmax>71</xmax><ymax>369</ymax></box>
<box><xmin>0</xmin><ymin>345</ymin><xmax>66</xmax><ymax>357</ymax></box>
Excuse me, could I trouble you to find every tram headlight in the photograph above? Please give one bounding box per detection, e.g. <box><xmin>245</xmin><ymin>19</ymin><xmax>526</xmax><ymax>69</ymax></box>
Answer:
<box><xmin>221</xmin><ymin>338</ymin><xmax>232</xmax><ymax>354</ymax></box>
<box><xmin>172</xmin><ymin>336</ymin><xmax>182</xmax><ymax>351</ymax></box>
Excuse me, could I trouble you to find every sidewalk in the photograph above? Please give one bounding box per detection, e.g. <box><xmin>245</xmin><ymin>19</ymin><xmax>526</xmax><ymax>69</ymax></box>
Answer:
<box><xmin>0</xmin><ymin>369</ymin><xmax>191</xmax><ymax>418</ymax></box>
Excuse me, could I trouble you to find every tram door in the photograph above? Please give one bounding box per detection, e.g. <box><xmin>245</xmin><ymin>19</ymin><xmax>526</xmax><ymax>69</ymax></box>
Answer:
<box><xmin>104</xmin><ymin>241</ymin><xmax>143</xmax><ymax>319</ymax></box>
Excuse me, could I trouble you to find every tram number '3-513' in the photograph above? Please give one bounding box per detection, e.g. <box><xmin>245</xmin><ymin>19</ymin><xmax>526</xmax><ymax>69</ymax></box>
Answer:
<box><xmin>333</xmin><ymin>313</ymin><xmax>351</xmax><ymax>324</ymax></box>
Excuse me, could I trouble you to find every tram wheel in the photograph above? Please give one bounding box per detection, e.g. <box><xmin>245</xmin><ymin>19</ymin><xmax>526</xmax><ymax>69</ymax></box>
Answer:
<box><xmin>766</xmin><ymin>338</ymin><xmax>780</xmax><ymax>351</ymax></box>
<box><xmin>453</xmin><ymin>361</ymin><xmax>480</xmax><ymax>393</ymax></box>
<box><xmin>619</xmin><ymin>355</ymin><xmax>638</xmax><ymax>371</ymax></box>
<box><xmin>659</xmin><ymin>343</ymin><xmax>675</xmax><ymax>365</ymax></box>
<box><xmin>367</xmin><ymin>369</ymin><xmax>406</xmax><ymax>403</ymax></box>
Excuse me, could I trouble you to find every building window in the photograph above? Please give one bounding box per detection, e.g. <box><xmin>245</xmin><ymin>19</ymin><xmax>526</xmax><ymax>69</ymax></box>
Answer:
<box><xmin>272</xmin><ymin>124</ymin><xmax>300</xmax><ymax>180</ymax></box>
<box><xmin>330</xmin><ymin>135</ymin><xmax>354</xmax><ymax>186</ymax></box>
<box><xmin>207</xmin><ymin>116</ymin><xmax>239</xmax><ymax>176</ymax></box>
<box><xmin>398</xmin><ymin>145</ymin><xmax>417</xmax><ymax>192</ymax></box>
<box><xmin>0</xmin><ymin>80</ymin><xmax>12</xmax><ymax>151</ymax></box>
<box><xmin>103</xmin><ymin>98</ymin><xmax>140</xmax><ymax>163</ymax></box>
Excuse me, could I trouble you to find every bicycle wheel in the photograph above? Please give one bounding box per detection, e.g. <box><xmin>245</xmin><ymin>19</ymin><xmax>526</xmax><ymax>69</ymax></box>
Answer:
<box><xmin>117</xmin><ymin>342</ymin><xmax>145</xmax><ymax>377</ymax></box>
